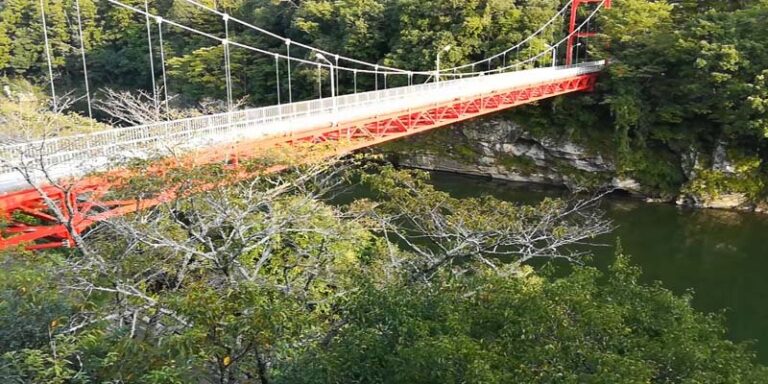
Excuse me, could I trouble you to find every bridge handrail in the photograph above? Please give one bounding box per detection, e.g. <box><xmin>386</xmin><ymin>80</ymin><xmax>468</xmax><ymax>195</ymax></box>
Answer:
<box><xmin>0</xmin><ymin>62</ymin><xmax>604</xmax><ymax>178</ymax></box>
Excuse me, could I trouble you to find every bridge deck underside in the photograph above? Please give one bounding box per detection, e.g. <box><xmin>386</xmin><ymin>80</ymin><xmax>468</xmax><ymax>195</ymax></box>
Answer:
<box><xmin>0</xmin><ymin>73</ymin><xmax>598</xmax><ymax>250</ymax></box>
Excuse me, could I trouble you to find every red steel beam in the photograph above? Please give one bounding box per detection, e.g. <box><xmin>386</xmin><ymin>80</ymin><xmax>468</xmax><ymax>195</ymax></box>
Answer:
<box><xmin>0</xmin><ymin>73</ymin><xmax>599</xmax><ymax>251</ymax></box>
<box><xmin>566</xmin><ymin>0</ymin><xmax>611</xmax><ymax>66</ymax></box>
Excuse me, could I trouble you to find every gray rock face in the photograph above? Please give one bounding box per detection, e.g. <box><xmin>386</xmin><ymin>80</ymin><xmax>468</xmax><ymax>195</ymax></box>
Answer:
<box><xmin>611</xmin><ymin>177</ymin><xmax>644</xmax><ymax>195</ymax></box>
<box><xmin>712</xmin><ymin>141</ymin><xmax>737</xmax><ymax>174</ymax></box>
<box><xmin>392</xmin><ymin>117</ymin><xmax>768</xmax><ymax>213</ymax></box>
<box><xmin>500</xmin><ymin>141</ymin><xmax>548</xmax><ymax>166</ymax></box>
<box><xmin>673</xmin><ymin>142</ymin><xmax>765</xmax><ymax>211</ymax></box>
<box><xmin>680</xmin><ymin>146</ymin><xmax>700</xmax><ymax>180</ymax></box>
<box><xmin>397</xmin><ymin>117</ymin><xmax>626</xmax><ymax>192</ymax></box>
<box><xmin>401</xmin><ymin>153</ymin><xmax>569</xmax><ymax>185</ymax></box>
<box><xmin>676</xmin><ymin>192</ymin><xmax>749</xmax><ymax>210</ymax></box>
<box><xmin>393</xmin><ymin>117</ymin><xmax>768</xmax><ymax>213</ymax></box>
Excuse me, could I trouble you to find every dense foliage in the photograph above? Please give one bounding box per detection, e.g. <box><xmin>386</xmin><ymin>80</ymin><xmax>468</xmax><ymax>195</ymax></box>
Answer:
<box><xmin>513</xmin><ymin>0</ymin><xmax>768</xmax><ymax>198</ymax></box>
<box><xmin>3</xmin><ymin>0</ymin><xmax>768</xmax><ymax>382</ymax></box>
<box><xmin>607</xmin><ymin>0</ymin><xmax>768</xmax><ymax>190</ymax></box>
<box><xmin>0</xmin><ymin>0</ymin><xmax>563</xmax><ymax>108</ymax></box>
<box><xmin>1</xmin><ymin>163</ymin><xmax>767</xmax><ymax>383</ymax></box>
<box><xmin>285</xmin><ymin>257</ymin><xmax>768</xmax><ymax>383</ymax></box>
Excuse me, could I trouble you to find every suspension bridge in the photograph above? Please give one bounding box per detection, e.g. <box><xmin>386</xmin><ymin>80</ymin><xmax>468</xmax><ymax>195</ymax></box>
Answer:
<box><xmin>0</xmin><ymin>0</ymin><xmax>611</xmax><ymax>250</ymax></box>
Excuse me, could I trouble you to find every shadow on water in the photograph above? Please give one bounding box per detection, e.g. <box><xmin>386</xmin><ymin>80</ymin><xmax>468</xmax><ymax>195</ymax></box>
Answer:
<box><xmin>423</xmin><ymin>171</ymin><xmax>768</xmax><ymax>363</ymax></box>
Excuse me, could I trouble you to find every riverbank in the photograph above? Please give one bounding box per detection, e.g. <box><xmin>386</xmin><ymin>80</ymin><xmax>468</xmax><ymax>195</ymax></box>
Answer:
<box><xmin>382</xmin><ymin>114</ymin><xmax>768</xmax><ymax>213</ymax></box>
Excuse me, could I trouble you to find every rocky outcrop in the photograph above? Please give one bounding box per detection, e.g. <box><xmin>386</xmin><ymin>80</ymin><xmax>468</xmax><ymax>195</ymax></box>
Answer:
<box><xmin>392</xmin><ymin>117</ymin><xmax>647</xmax><ymax>193</ymax></box>
<box><xmin>388</xmin><ymin>117</ymin><xmax>767</xmax><ymax>212</ymax></box>
<box><xmin>676</xmin><ymin>192</ymin><xmax>750</xmax><ymax>210</ymax></box>
<box><xmin>402</xmin><ymin>152</ymin><xmax>570</xmax><ymax>185</ymax></box>
<box><xmin>676</xmin><ymin>142</ymin><xmax>764</xmax><ymax>211</ymax></box>
<box><xmin>712</xmin><ymin>141</ymin><xmax>737</xmax><ymax>174</ymax></box>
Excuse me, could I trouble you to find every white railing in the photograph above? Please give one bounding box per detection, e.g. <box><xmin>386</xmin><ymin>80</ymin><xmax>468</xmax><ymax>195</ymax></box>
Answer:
<box><xmin>0</xmin><ymin>61</ymin><xmax>604</xmax><ymax>192</ymax></box>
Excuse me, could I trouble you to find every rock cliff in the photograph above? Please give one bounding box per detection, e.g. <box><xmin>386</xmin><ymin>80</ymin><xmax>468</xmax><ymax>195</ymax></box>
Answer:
<box><xmin>384</xmin><ymin>116</ymin><xmax>766</xmax><ymax>212</ymax></box>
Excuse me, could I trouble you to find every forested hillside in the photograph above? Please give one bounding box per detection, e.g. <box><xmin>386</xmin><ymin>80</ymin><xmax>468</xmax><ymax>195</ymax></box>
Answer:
<box><xmin>560</xmin><ymin>0</ymin><xmax>768</xmax><ymax>204</ymax></box>
<box><xmin>0</xmin><ymin>0</ymin><xmax>565</xmax><ymax>105</ymax></box>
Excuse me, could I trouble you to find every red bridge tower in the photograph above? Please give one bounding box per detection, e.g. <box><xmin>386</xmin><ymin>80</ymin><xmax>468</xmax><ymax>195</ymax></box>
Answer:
<box><xmin>566</xmin><ymin>0</ymin><xmax>612</xmax><ymax>66</ymax></box>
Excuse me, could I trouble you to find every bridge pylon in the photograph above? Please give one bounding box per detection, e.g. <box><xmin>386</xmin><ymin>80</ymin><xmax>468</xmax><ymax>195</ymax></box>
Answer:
<box><xmin>566</xmin><ymin>0</ymin><xmax>611</xmax><ymax>66</ymax></box>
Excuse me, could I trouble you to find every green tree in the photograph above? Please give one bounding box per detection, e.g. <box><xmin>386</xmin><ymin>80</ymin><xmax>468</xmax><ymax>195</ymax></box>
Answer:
<box><xmin>293</xmin><ymin>0</ymin><xmax>389</xmax><ymax>61</ymax></box>
<box><xmin>0</xmin><ymin>251</ymin><xmax>80</xmax><ymax>354</ymax></box>
<box><xmin>0</xmin><ymin>17</ymin><xmax>10</xmax><ymax>71</ymax></box>
<box><xmin>0</xmin><ymin>0</ymin><xmax>70</xmax><ymax>79</ymax></box>
<box><xmin>0</xmin><ymin>162</ymin><xmax>766</xmax><ymax>383</ymax></box>
<box><xmin>384</xmin><ymin>0</ymin><xmax>560</xmax><ymax>71</ymax></box>
<box><xmin>280</xmin><ymin>256</ymin><xmax>768</xmax><ymax>383</ymax></box>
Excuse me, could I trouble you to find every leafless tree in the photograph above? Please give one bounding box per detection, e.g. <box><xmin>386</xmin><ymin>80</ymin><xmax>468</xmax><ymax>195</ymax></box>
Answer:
<box><xmin>95</xmin><ymin>88</ymin><xmax>181</xmax><ymax>126</ymax></box>
<box><xmin>56</xmin><ymin>159</ymin><xmax>361</xmax><ymax>383</ymax></box>
<box><xmin>353</xmin><ymin>171</ymin><xmax>615</xmax><ymax>283</ymax></box>
<box><xmin>65</xmin><ymin>159</ymin><xmax>612</xmax><ymax>329</ymax></box>
<box><xmin>0</xmin><ymin>92</ymin><xmax>80</xmax><ymax>143</ymax></box>
<box><xmin>95</xmin><ymin>87</ymin><xmax>247</xmax><ymax>126</ymax></box>
<box><xmin>0</xmin><ymin>86</ymin><xmax>251</xmax><ymax>256</ymax></box>
<box><xmin>0</xmin><ymin>93</ymin><xmax>103</xmax><ymax>260</ymax></box>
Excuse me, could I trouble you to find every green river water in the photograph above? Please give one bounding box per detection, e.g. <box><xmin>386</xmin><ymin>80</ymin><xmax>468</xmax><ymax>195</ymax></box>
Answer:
<box><xmin>426</xmin><ymin>171</ymin><xmax>768</xmax><ymax>363</ymax></box>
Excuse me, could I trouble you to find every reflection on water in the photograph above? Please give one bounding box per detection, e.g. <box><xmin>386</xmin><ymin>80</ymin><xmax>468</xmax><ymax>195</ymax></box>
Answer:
<box><xmin>427</xmin><ymin>171</ymin><xmax>768</xmax><ymax>363</ymax></box>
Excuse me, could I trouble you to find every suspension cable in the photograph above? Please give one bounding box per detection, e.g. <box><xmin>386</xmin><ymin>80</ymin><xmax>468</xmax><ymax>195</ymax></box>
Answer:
<box><xmin>39</xmin><ymin>0</ymin><xmax>57</xmax><ymax>110</ymax></box>
<box><xmin>223</xmin><ymin>14</ymin><xmax>233</xmax><ymax>111</ymax></box>
<box><xmin>275</xmin><ymin>54</ymin><xmax>281</xmax><ymax>105</ymax></box>
<box><xmin>108</xmin><ymin>0</ymin><xmax>583</xmax><ymax>79</ymax></box>
<box><xmin>74</xmin><ymin>0</ymin><xmax>93</xmax><ymax>120</ymax></box>
<box><xmin>175</xmin><ymin>0</ymin><xmax>573</xmax><ymax>77</ymax></box>
<box><xmin>334</xmin><ymin>55</ymin><xmax>339</xmax><ymax>95</ymax></box>
<box><xmin>106</xmin><ymin>0</ymin><xmax>405</xmax><ymax>76</ymax></box>
<box><xmin>143</xmin><ymin>0</ymin><xmax>158</xmax><ymax>114</ymax></box>
<box><xmin>286</xmin><ymin>39</ymin><xmax>292</xmax><ymax>103</ymax></box>
<box><xmin>157</xmin><ymin>17</ymin><xmax>169</xmax><ymax>113</ymax></box>
<box><xmin>438</xmin><ymin>0</ymin><xmax>574</xmax><ymax>74</ymax></box>
<box><xmin>106</xmin><ymin>0</ymin><xmax>602</xmax><ymax>95</ymax></box>
<box><xmin>176</xmin><ymin>0</ymin><xmax>411</xmax><ymax>74</ymax></box>
<box><xmin>507</xmin><ymin>0</ymin><xmax>605</xmax><ymax>72</ymax></box>
<box><xmin>585</xmin><ymin>17</ymin><xmax>592</xmax><ymax>62</ymax></box>
<box><xmin>439</xmin><ymin>0</ymin><xmax>606</xmax><ymax>78</ymax></box>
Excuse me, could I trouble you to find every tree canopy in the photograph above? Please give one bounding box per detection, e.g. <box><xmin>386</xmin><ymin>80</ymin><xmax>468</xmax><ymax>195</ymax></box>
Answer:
<box><xmin>1</xmin><ymin>162</ymin><xmax>767</xmax><ymax>383</ymax></box>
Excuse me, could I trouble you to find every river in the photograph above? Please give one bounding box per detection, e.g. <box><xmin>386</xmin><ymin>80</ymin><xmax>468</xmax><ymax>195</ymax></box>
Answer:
<box><xmin>427</xmin><ymin>171</ymin><xmax>768</xmax><ymax>363</ymax></box>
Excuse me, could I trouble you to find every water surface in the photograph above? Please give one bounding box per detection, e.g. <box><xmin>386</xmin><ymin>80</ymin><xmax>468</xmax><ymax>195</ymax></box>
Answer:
<box><xmin>428</xmin><ymin>172</ymin><xmax>768</xmax><ymax>362</ymax></box>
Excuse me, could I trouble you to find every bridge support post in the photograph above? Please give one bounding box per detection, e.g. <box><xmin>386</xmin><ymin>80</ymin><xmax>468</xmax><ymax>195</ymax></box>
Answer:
<box><xmin>566</xmin><ymin>0</ymin><xmax>611</xmax><ymax>66</ymax></box>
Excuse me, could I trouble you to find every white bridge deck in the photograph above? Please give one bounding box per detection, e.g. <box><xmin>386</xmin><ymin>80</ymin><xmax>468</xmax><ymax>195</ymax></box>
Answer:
<box><xmin>0</xmin><ymin>61</ymin><xmax>604</xmax><ymax>193</ymax></box>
